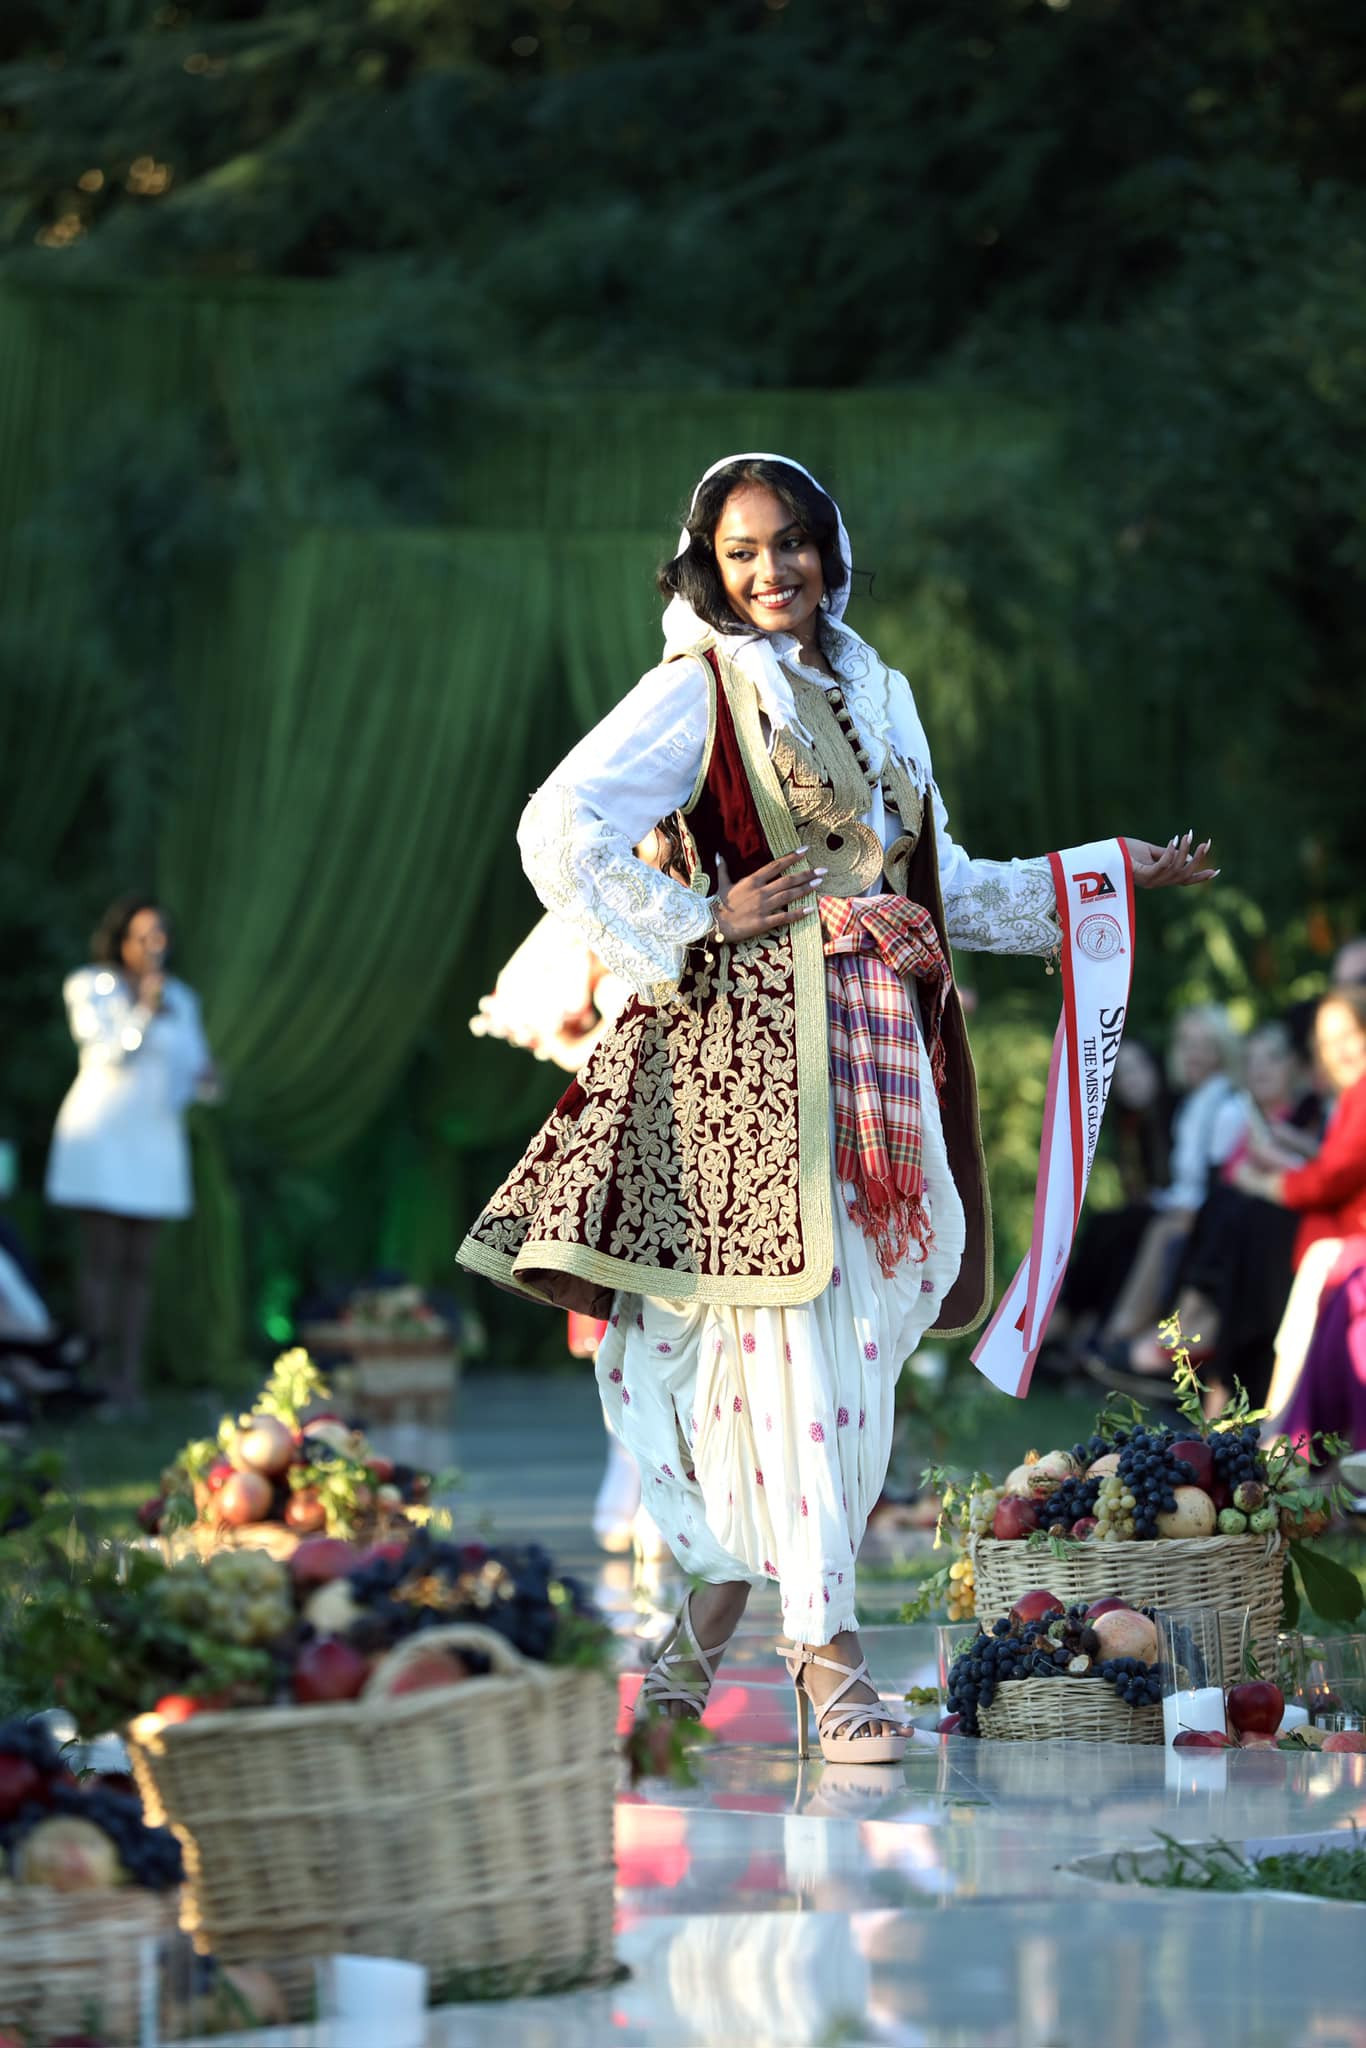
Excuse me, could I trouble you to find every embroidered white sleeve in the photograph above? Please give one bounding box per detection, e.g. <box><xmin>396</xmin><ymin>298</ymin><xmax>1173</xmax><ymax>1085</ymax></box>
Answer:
<box><xmin>931</xmin><ymin>783</ymin><xmax>1062</xmax><ymax>957</ymax></box>
<box><xmin>517</xmin><ymin>659</ymin><xmax>715</xmax><ymax>1001</ymax></box>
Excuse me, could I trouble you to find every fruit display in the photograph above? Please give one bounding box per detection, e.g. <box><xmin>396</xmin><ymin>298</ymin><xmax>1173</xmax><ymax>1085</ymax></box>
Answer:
<box><xmin>137</xmin><ymin>1349</ymin><xmax>438</xmax><ymax>1550</ymax></box>
<box><xmin>943</xmin><ymin>1592</ymin><xmax>1164</xmax><ymax>1737</ymax></box>
<box><xmin>0</xmin><ymin>1717</ymin><xmax>182</xmax><ymax>1892</ymax></box>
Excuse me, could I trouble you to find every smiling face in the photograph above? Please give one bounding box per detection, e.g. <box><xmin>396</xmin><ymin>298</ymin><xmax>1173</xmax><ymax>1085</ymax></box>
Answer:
<box><xmin>713</xmin><ymin>484</ymin><xmax>826</xmax><ymax>645</ymax></box>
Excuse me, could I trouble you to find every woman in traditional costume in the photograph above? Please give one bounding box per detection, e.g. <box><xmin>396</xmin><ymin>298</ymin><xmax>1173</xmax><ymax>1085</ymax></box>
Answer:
<box><xmin>459</xmin><ymin>454</ymin><xmax>1212</xmax><ymax>1762</ymax></box>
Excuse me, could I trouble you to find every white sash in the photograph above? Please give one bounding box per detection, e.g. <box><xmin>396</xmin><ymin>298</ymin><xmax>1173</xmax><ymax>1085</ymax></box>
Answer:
<box><xmin>972</xmin><ymin>841</ymin><xmax>1135</xmax><ymax>1397</ymax></box>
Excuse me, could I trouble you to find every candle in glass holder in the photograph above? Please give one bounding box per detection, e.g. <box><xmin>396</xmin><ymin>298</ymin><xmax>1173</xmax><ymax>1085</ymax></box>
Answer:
<box><xmin>1162</xmin><ymin>1686</ymin><xmax>1227</xmax><ymax>1745</ymax></box>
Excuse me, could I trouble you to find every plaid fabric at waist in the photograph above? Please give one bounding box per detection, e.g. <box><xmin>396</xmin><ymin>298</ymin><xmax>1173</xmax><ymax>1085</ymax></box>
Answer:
<box><xmin>820</xmin><ymin>893</ymin><xmax>952</xmax><ymax>1279</ymax></box>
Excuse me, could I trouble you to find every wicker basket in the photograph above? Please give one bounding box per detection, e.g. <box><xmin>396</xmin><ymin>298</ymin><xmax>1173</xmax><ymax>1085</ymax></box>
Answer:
<box><xmin>970</xmin><ymin>1531</ymin><xmax>1283</xmax><ymax>1678</ymax></box>
<box><xmin>0</xmin><ymin>1884</ymin><xmax>177</xmax><ymax>2042</ymax></box>
<box><xmin>977</xmin><ymin>1677</ymin><xmax>1162</xmax><ymax>1744</ymax></box>
<box><xmin>126</xmin><ymin>1623</ymin><xmax>618</xmax><ymax>2009</ymax></box>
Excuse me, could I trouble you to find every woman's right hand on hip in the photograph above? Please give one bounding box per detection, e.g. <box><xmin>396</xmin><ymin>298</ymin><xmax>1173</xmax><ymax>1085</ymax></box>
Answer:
<box><xmin>713</xmin><ymin>851</ymin><xmax>825</xmax><ymax>942</ymax></box>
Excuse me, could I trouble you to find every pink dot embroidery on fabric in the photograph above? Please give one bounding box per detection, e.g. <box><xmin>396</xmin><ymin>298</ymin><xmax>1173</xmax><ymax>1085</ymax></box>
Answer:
<box><xmin>714</xmin><ymin>1403</ymin><xmax>722</xmax><ymax>1420</ymax></box>
<box><xmin>661</xmin><ymin>1463</ymin><xmax>674</xmax><ymax>1478</ymax></box>
<box><xmin>836</xmin><ymin>1406</ymin><xmax>850</xmax><ymax>1427</ymax></box>
<box><xmin>608</xmin><ymin>1367</ymin><xmax>622</xmax><ymax>1384</ymax></box>
<box><xmin>685</xmin><ymin>1468</ymin><xmax>696</xmax><ymax>1482</ymax></box>
<box><xmin>809</xmin><ymin>1422</ymin><xmax>825</xmax><ymax>1443</ymax></box>
<box><xmin>635</xmin><ymin>1313</ymin><xmax>644</xmax><ymax>1330</ymax></box>
<box><xmin>842</xmin><ymin>1491</ymin><xmax>847</xmax><ymax>1509</ymax></box>
<box><xmin>689</xmin><ymin>1414</ymin><xmax>697</xmax><ymax>1433</ymax></box>
<box><xmin>621</xmin><ymin>1388</ymin><xmax>631</xmax><ymax>1405</ymax></box>
<box><xmin>832</xmin><ymin>1266</ymin><xmax>842</xmax><ymax>1286</ymax></box>
<box><xmin>858</xmin><ymin>1408</ymin><xmax>866</xmax><ymax>1428</ymax></box>
<box><xmin>764</xmin><ymin>1412</ymin><xmax>773</xmax><ymax>1432</ymax></box>
<box><xmin>764</xmin><ymin>1560</ymin><xmax>778</xmax><ymax>1577</ymax></box>
<box><xmin>864</xmin><ymin>1341</ymin><xmax>879</xmax><ymax>1361</ymax></box>
<box><xmin>656</xmin><ymin>1341</ymin><xmax>672</xmax><ymax>1354</ymax></box>
<box><xmin>678</xmin><ymin>1533</ymin><xmax>691</xmax><ymax>1547</ymax></box>
<box><xmin>741</xmin><ymin>1332</ymin><xmax>756</xmax><ymax>1354</ymax></box>
<box><xmin>920</xmin><ymin>1276</ymin><xmax>935</xmax><ymax>1294</ymax></box>
<box><xmin>823</xmin><ymin>1588</ymin><xmax>830</xmax><ymax>1603</ymax></box>
<box><xmin>610</xmin><ymin>1313</ymin><xmax>620</xmax><ymax>1327</ymax></box>
<box><xmin>733</xmin><ymin>1396</ymin><xmax>744</xmax><ymax>1413</ymax></box>
<box><xmin>755</xmin><ymin>1469</ymin><xmax>765</xmax><ymax>1486</ymax></box>
<box><xmin>837</xmin><ymin>1572</ymin><xmax>844</xmax><ymax>1583</ymax></box>
<box><xmin>800</xmin><ymin>1496</ymin><xmax>808</xmax><ymax>1517</ymax></box>
<box><xmin>653</xmin><ymin>1476</ymin><xmax>662</xmax><ymax>1485</ymax></box>
<box><xmin>808</xmin><ymin>1594</ymin><xmax>814</xmax><ymax>1608</ymax></box>
<box><xmin>784</xmin><ymin>1342</ymin><xmax>792</xmax><ymax>1363</ymax></box>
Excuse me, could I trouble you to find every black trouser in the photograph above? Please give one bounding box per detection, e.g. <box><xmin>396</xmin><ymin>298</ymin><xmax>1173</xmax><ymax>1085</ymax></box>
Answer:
<box><xmin>75</xmin><ymin>1209</ymin><xmax>162</xmax><ymax>1402</ymax></box>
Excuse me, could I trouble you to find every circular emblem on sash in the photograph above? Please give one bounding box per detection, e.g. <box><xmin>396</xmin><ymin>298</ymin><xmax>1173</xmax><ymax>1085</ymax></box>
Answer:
<box><xmin>1077</xmin><ymin>913</ymin><xmax>1123</xmax><ymax>961</ymax></box>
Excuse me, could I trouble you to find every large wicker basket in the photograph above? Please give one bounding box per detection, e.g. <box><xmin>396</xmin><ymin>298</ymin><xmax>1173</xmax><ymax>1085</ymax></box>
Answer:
<box><xmin>0</xmin><ymin>1884</ymin><xmax>177</xmax><ymax>2042</ymax></box>
<box><xmin>970</xmin><ymin>1531</ymin><xmax>1283</xmax><ymax>1678</ymax></box>
<box><xmin>977</xmin><ymin>1678</ymin><xmax>1162</xmax><ymax>1744</ymax></box>
<box><xmin>126</xmin><ymin>1623</ymin><xmax>618</xmax><ymax>2009</ymax></box>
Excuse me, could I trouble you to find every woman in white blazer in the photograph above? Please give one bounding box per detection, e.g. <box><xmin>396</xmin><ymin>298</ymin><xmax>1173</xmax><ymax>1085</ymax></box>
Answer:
<box><xmin>46</xmin><ymin>896</ymin><xmax>218</xmax><ymax>1410</ymax></box>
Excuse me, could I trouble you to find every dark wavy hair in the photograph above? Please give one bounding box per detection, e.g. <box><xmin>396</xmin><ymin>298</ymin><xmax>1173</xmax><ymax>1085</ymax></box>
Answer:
<box><xmin>91</xmin><ymin>894</ymin><xmax>172</xmax><ymax>968</ymax></box>
<box><xmin>656</xmin><ymin>458</ymin><xmax>847</xmax><ymax>636</ymax></box>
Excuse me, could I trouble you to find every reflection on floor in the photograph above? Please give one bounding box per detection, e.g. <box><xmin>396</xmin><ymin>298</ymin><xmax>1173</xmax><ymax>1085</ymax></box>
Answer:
<box><xmin>432</xmin><ymin>1620</ymin><xmax>1366</xmax><ymax>2048</ymax></box>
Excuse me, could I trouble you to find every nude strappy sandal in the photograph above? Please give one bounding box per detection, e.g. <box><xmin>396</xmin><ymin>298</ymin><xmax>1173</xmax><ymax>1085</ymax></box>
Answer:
<box><xmin>781</xmin><ymin>1642</ymin><xmax>909</xmax><ymax>1765</ymax></box>
<box><xmin>636</xmin><ymin>1593</ymin><xmax>737</xmax><ymax>1722</ymax></box>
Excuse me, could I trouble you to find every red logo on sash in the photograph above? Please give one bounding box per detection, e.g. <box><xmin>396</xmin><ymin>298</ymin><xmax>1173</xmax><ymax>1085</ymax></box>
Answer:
<box><xmin>1072</xmin><ymin>870</ymin><xmax>1116</xmax><ymax>902</ymax></box>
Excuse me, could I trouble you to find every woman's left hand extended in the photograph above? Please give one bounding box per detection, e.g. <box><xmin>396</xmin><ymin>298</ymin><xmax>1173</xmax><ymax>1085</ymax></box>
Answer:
<box><xmin>1122</xmin><ymin>832</ymin><xmax>1218</xmax><ymax>890</ymax></box>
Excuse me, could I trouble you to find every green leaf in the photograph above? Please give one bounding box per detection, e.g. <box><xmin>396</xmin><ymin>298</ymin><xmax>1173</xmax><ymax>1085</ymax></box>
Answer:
<box><xmin>1289</xmin><ymin>1541</ymin><xmax>1364</xmax><ymax>1624</ymax></box>
<box><xmin>1281</xmin><ymin>1556</ymin><xmax>1300</xmax><ymax>1628</ymax></box>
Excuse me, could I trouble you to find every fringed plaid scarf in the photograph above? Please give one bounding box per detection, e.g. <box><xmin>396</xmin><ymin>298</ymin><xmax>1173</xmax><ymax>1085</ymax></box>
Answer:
<box><xmin>822</xmin><ymin>895</ymin><xmax>951</xmax><ymax>1278</ymax></box>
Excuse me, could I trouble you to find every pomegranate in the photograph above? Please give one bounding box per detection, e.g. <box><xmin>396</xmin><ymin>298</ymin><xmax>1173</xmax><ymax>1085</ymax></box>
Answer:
<box><xmin>289</xmin><ymin>1536</ymin><xmax>362</xmax><ymax>1589</ymax></box>
<box><xmin>1010</xmin><ymin>1588</ymin><xmax>1065</xmax><ymax>1627</ymax></box>
<box><xmin>1091</xmin><ymin>1609</ymin><xmax>1159</xmax><ymax>1663</ymax></box>
<box><xmin>17</xmin><ymin>1815</ymin><xmax>125</xmax><ymax>1891</ymax></box>
<box><xmin>235</xmin><ymin>1414</ymin><xmax>295</xmax><ymax>1477</ymax></box>
<box><xmin>217</xmin><ymin>1468</ymin><xmax>272</xmax><ymax>1527</ymax></box>
<box><xmin>0</xmin><ymin>1752</ymin><xmax>44</xmax><ymax>1821</ymax></box>
<box><xmin>292</xmin><ymin>1637</ymin><xmax>369</xmax><ymax>1705</ymax></box>
<box><xmin>1172</xmin><ymin>1729</ymin><xmax>1231</xmax><ymax>1748</ymax></box>
<box><xmin>284</xmin><ymin>1488</ymin><xmax>327</xmax><ymax>1534</ymax></box>
<box><xmin>1168</xmin><ymin>1438</ymin><xmax>1214</xmax><ymax>1489</ymax></box>
<box><xmin>1226</xmin><ymin>1680</ymin><xmax>1284</xmax><ymax>1738</ymax></box>
<box><xmin>1322</xmin><ymin>1730</ymin><xmax>1366</xmax><ymax>1753</ymax></box>
<box><xmin>992</xmin><ymin>1496</ymin><xmax>1039</xmax><ymax>1541</ymax></box>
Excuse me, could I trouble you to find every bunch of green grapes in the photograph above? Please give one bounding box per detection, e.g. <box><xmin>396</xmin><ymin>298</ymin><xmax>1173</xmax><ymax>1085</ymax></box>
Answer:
<box><xmin>149</xmin><ymin>1559</ymin><xmax>212</xmax><ymax>1628</ymax></box>
<box><xmin>965</xmin><ymin>1487</ymin><xmax>999</xmax><ymax>1540</ymax></box>
<box><xmin>1094</xmin><ymin>1473</ymin><xmax>1136</xmax><ymax>1542</ymax></box>
<box><xmin>202</xmin><ymin>1551</ymin><xmax>293</xmax><ymax>1647</ymax></box>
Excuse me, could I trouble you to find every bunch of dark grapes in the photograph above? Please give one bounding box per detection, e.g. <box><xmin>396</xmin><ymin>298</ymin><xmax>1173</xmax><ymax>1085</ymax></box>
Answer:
<box><xmin>45</xmin><ymin>1781</ymin><xmax>185</xmax><ymax>1889</ymax></box>
<box><xmin>1115</xmin><ymin>1426</ymin><xmax>1185</xmax><ymax>1539</ymax></box>
<box><xmin>1098</xmin><ymin>1658</ymin><xmax>1163</xmax><ymax>1710</ymax></box>
<box><xmin>1210</xmin><ymin>1424</ymin><xmax>1262</xmax><ymax>1494</ymax></box>
<box><xmin>1071</xmin><ymin>1433</ymin><xmax>1113</xmax><ymax>1466</ymax></box>
<box><xmin>1040</xmin><ymin>1475</ymin><xmax>1101</xmax><ymax>1534</ymax></box>
<box><xmin>339</xmin><ymin>1529</ymin><xmax>598</xmax><ymax>1665</ymax></box>
<box><xmin>0</xmin><ymin>1716</ymin><xmax>63</xmax><ymax>1775</ymax></box>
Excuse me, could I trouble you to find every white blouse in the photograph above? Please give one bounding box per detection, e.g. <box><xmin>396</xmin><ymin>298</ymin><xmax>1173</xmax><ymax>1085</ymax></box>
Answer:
<box><xmin>519</xmin><ymin>625</ymin><xmax>1060</xmax><ymax>999</ymax></box>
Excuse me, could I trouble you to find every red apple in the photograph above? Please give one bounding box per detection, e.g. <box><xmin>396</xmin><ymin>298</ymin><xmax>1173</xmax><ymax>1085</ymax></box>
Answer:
<box><xmin>284</xmin><ymin>1488</ymin><xmax>327</xmax><ymax>1534</ymax></box>
<box><xmin>235</xmin><ymin>1413</ymin><xmax>296</xmax><ymax>1477</ymax></box>
<box><xmin>0</xmin><ymin>1751</ymin><xmax>44</xmax><ymax>1821</ymax></box>
<box><xmin>385</xmin><ymin>1652</ymin><xmax>471</xmax><ymax>1697</ymax></box>
<box><xmin>992</xmin><ymin>1497</ymin><xmax>1039</xmax><ymax>1541</ymax></box>
<box><xmin>292</xmin><ymin>1637</ymin><xmax>369</xmax><ymax>1705</ymax></box>
<box><xmin>205</xmin><ymin>1458</ymin><xmax>234</xmax><ymax>1492</ymax></box>
<box><xmin>288</xmin><ymin>1536</ymin><xmax>362</xmax><ymax>1589</ymax></box>
<box><xmin>154</xmin><ymin>1692</ymin><xmax>228</xmax><ymax>1723</ymax></box>
<box><xmin>1226</xmin><ymin>1680</ymin><xmax>1284</xmax><ymax>1738</ymax></box>
<box><xmin>1210</xmin><ymin>1478</ymin><xmax>1232</xmax><ymax>1511</ymax></box>
<box><xmin>1010</xmin><ymin>1588</ymin><xmax>1065</xmax><ymax>1627</ymax></box>
<box><xmin>217</xmin><ymin>1469</ymin><xmax>272</xmax><ymax>1527</ymax></box>
<box><xmin>1085</xmin><ymin>1596</ymin><xmax>1133</xmax><ymax>1621</ymax></box>
<box><xmin>1070</xmin><ymin>1517</ymin><xmax>1099</xmax><ymax>1541</ymax></box>
<box><xmin>1172</xmin><ymin>1729</ymin><xmax>1231</xmax><ymax>1748</ymax></box>
<box><xmin>1169</xmin><ymin>1437</ymin><xmax>1214</xmax><ymax>1490</ymax></box>
<box><xmin>936</xmin><ymin>1714</ymin><xmax>962</xmax><ymax>1735</ymax></box>
<box><xmin>1322</xmin><ymin>1730</ymin><xmax>1366</xmax><ymax>1753</ymax></box>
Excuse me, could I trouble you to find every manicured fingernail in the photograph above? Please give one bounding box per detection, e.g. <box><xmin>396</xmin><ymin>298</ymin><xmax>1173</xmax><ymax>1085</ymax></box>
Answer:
<box><xmin>814</xmin><ymin>867</ymin><xmax>828</xmax><ymax>877</ymax></box>
<box><xmin>1168</xmin><ymin>836</ymin><xmax>1178</xmax><ymax>849</ymax></box>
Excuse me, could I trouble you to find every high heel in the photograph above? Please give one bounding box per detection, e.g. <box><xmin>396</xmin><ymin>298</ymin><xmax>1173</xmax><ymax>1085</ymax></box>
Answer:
<box><xmin>637</xmin><ymin>1592</ymin><xmax>737</xmax><ymax>1722</ymax></box>
<box><xmin>781</xmin><ymin>1643</ymin><xmax>909</xmax><ymax>1766</ymax></box>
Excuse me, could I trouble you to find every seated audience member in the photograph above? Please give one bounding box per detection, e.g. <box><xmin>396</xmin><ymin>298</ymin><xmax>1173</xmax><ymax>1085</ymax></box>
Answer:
<box><xmin>1237</xmin><ymin>990</ymin><xmax>1366</xmax><ymax>1424</ymax></box>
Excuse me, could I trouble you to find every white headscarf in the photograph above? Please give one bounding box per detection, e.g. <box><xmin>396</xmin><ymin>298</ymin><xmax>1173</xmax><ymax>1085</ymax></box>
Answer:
<box><xmin>660</xmin><ymin>451</ymin><xmax>911</xmax><ymax>774</ymax></box>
